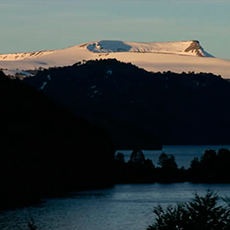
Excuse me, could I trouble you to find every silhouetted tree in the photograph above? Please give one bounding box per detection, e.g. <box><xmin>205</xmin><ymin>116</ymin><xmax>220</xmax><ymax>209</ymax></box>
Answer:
<box><xmin>158</xmin><ymin>153</ymin><xmax>178</xmax><ymax>170</ymax></box>
<box><xmin>148</xmin><ymin>190</ymin><xmax>230</xmax><ymax>230</ymax></box>
<box><xmin>216</xmin><ymin>148</ymin><xmax>230</xmax><ymax>182</ymax></box>
<box><xmin>188</xmin><ymin>148</ymin><xmax>230</xmax><ymax>183</ymax></box>
<box><xmin>114</xmin><ymin>150</ymin><xmax>156</xmax><ymax>183</ymax></box>
<box><xmin>156</xmin><ymin>153</ymin><xmax>179</xmax><ymax>182</ymax></box>
<box><xmin>115</xmin><ymin>152</ymin><xmax>125</xmax><ymax>163</ymax></box>
<box><xmin>129</xmin><ymin>150</ymin><xmax>146</xmax><ymax>164</ymax></box>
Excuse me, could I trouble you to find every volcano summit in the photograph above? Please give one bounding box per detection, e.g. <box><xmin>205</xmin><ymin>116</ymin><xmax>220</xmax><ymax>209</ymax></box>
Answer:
<box><xmin>0</xmin><ymin>40</ymin><xmax>229</xmax><ymax>79</ymax></box>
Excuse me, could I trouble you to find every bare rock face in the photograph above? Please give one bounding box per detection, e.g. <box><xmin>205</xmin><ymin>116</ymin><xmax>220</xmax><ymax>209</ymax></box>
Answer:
<box><xmin>184</xmin><ymin>40</ymin><xmax>213</xmax><ymax>57</ymax></box>
<box><xmin>184</xmin><ymin>40</ymin><xmax>203</xmax><ymax>56</ymax></box>
<box><xmin>130</xmin><ymin>150</ymin><xmax>145</xmax><ymax>164</ymax></box>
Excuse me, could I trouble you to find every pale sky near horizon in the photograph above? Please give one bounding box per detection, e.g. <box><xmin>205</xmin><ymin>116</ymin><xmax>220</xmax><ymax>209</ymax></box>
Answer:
<box><xmin>1</xmin><ymin>0</ymin><xmax>230</xmax><ymax>59</ymax></box>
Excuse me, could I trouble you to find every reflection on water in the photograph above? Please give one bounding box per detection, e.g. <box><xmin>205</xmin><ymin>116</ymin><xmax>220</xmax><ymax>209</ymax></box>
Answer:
<box><xmin>1</xmin><ymin>183</ymin><xmax>230</xmax><ymax>230</ymax></box>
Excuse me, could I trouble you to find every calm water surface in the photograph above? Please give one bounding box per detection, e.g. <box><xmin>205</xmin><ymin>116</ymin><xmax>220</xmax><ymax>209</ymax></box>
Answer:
<box><xmin>1</xmin><ymin>183</ymin><xmax>230</xmax><ymax>230</ymax></box>
<box><xmin>1</xmin><ymin>145</ymin><xmax>230</xmax><ymax>230</ymax></box>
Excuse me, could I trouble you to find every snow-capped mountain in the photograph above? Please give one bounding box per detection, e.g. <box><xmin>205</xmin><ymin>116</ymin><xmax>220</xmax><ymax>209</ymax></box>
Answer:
<box><xmin>0</xmin><ymin>40</ymin><xmax>230</xmax><ymax>79</ymax></box>
<box><xmin>86</xmin><ymin>40</ymin><xmax>213</xmax><ymax>57</ymax></box>
<box><xmin>0</xmin><ymin>50</ymin><xmax>55</xmax><ymax>61</ymax></box>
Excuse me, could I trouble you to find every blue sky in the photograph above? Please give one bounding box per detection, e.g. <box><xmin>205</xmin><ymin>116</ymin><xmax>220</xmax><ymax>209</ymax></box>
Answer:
<box><xmin>1</xmin><ymin>0</ymin><xmax>230</xmax><ymax>59</ymax></box>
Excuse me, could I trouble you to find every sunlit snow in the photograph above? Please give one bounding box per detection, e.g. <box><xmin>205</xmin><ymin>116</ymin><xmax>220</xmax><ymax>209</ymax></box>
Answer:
<box><xmin>0</xmin><ymin>40</ymin><xmax>229</xmax><ymax>79</ymax></box>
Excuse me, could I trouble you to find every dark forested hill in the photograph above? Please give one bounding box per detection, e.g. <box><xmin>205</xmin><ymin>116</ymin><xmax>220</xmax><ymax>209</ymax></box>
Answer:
<box><xmin>24</xmin><ymin>59</ymin><xmax>230</xmax><ymax>147</ymax></box>
<box><xmin>0</xmin><ymin>71</ymin><xmax>115</xmax><ymax>208</ymax></box>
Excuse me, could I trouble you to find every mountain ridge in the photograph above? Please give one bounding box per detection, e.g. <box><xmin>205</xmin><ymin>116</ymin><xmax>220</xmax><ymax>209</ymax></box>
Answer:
<box><xmin>24</xmin><ymin>59</ymin><xmax>230</xmax><ymax>147</ymax></box>
<box><xmin>1</xmin><ymin>39</ymin><xmax>229</xmax><ymax>79</ymax></box>
<box><xmin>0</xmin><ymin>40</ymin><xmax>211</xmax><ymax>59</ymax></box>
<box><xmin>85</xmin><ymin>40</ymin><xmax>213</xmax><ymax>57</ymax></box>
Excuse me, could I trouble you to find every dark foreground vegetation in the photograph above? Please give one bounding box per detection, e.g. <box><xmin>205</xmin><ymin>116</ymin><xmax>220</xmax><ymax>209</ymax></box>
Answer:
<box><xmin>148</xmin><ymin>190</ymin><xmax>230</xmax><ymax>230</ymax></box>
<box><xmin>0</xmin><ymin>71</ymin><xmax>115</xmax><ymax>209</ymax></box>
<box><xmin>115</xmin><ymin>148</ymin><xmax>230</xmax><ymax>183</ymax></box>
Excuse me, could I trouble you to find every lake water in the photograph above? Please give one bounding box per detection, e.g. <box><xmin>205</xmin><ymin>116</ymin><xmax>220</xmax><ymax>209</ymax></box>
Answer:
<box><xmin>1</xmin><ymin>145</ymin><xmax>230</xmax><ymax>230</ymax></box>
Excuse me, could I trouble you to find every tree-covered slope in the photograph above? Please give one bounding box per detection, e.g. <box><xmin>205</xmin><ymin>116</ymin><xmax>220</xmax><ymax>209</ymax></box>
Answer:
<box><xmin>0</xmin><ymin>71</ymin><xmax>115</xmax><ymax>208</ymax></box>
<box><xmin>24</xmin><ymin>59</ymin><xmax>230</xmax><ymax>146</ymax></box>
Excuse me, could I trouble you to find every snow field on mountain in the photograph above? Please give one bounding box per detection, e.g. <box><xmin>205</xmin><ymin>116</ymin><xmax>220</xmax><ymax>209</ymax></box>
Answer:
<box><xmin>86</xmin><ymin>40</ymin><xmax>211</xmax><ymax>57</ymax></box>
<box><xmin>0</xmin><ymin>40</ymin><xmax>229</xmax><ymax>79</ymax></box>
